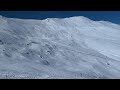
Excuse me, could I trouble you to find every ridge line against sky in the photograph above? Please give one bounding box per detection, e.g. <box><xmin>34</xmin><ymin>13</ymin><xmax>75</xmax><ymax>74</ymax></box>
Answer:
<box><xmin>0</xmin><ymin>11</ymin><xmax>120</xmax><ymax>24</ymax></box>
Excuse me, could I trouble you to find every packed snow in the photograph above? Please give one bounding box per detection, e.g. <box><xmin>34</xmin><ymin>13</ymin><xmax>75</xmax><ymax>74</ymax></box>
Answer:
<box><xmin>0</xmin><ymin>15</ymin><xmax>120</xmax><ymax>79</ymax></box>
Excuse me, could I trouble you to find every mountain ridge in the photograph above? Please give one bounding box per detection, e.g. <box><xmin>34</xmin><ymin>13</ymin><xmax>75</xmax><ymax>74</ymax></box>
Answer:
<box><xmin>0</xmin><ymin>15</ymin><xmax>120</xmax><ymax>79</ymax></box>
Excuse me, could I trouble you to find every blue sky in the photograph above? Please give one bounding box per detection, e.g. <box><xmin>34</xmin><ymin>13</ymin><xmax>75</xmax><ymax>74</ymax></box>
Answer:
<box><xmin>0</xmin><ymin>11</ymin><xmax>120</xmax><ymax>24</ymax></box>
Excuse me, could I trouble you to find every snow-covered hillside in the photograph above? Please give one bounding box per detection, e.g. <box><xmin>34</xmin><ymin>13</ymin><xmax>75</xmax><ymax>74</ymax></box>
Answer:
<box><xmin>0</xmin><ymin>15</ymin><xmax>120</xmax><ymax>79</ymax></box>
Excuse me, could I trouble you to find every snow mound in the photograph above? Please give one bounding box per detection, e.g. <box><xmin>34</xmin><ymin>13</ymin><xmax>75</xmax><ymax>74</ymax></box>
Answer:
<box><xmin>0</xmin><ymin>15</ymin><xmax>120</xmax><ymax>79</ymax></box>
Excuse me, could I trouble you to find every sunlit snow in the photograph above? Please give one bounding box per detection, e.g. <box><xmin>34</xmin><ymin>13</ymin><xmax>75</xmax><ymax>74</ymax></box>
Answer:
<box><xmin>0</xmin><ymin>15</ymin><xmax>120</xmax><ymax>79</ymax></box>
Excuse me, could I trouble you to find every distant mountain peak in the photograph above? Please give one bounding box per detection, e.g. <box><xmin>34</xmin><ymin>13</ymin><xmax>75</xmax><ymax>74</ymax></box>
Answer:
<box><xmin>63</xmin><ymin>16</ymin><xmax>91</xmax><ymax>21</ymax></box>
<box><xmin>0</xmin><ymin>15</ymin><xmax>3</xmax><ymax>18</ymax></box>
<box><xmin>0</xmin><ymin>15</ymin><xmax>7</xmax><ymax>19</ymax></box>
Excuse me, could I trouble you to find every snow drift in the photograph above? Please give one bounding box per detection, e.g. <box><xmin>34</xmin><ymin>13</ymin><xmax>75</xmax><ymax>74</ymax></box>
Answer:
<box><xmin>0</xmin><ymin>15</ymin><xmax>120</xmax><ymax>79</ymax></box>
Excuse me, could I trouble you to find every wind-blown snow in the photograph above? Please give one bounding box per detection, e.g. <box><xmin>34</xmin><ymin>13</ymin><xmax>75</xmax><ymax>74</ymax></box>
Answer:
<box><xmin>0</xmin><ymin>15</ymin><xmax>120</xmax><ymax>79</ymax></box>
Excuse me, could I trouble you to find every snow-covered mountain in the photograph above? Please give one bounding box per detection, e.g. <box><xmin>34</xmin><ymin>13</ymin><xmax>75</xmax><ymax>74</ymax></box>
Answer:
<box><xmin>0</xmin><ymin>15</ymin><xmax>120</xmax><ymax>79</ymax></box>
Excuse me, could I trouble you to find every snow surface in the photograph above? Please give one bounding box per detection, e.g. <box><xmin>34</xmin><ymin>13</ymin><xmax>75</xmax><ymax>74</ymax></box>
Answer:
<box><xmin>0</xmin><ymin>15</ymin><xmax>120</xmax><ymax>79</ymax></box>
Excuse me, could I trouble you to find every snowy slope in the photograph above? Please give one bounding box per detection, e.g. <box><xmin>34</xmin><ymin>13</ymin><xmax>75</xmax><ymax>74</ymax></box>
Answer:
<box><xmin>0</xmin><ymin>15</ymin><xmax>120</xmax><ymax>79</ymax></box>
